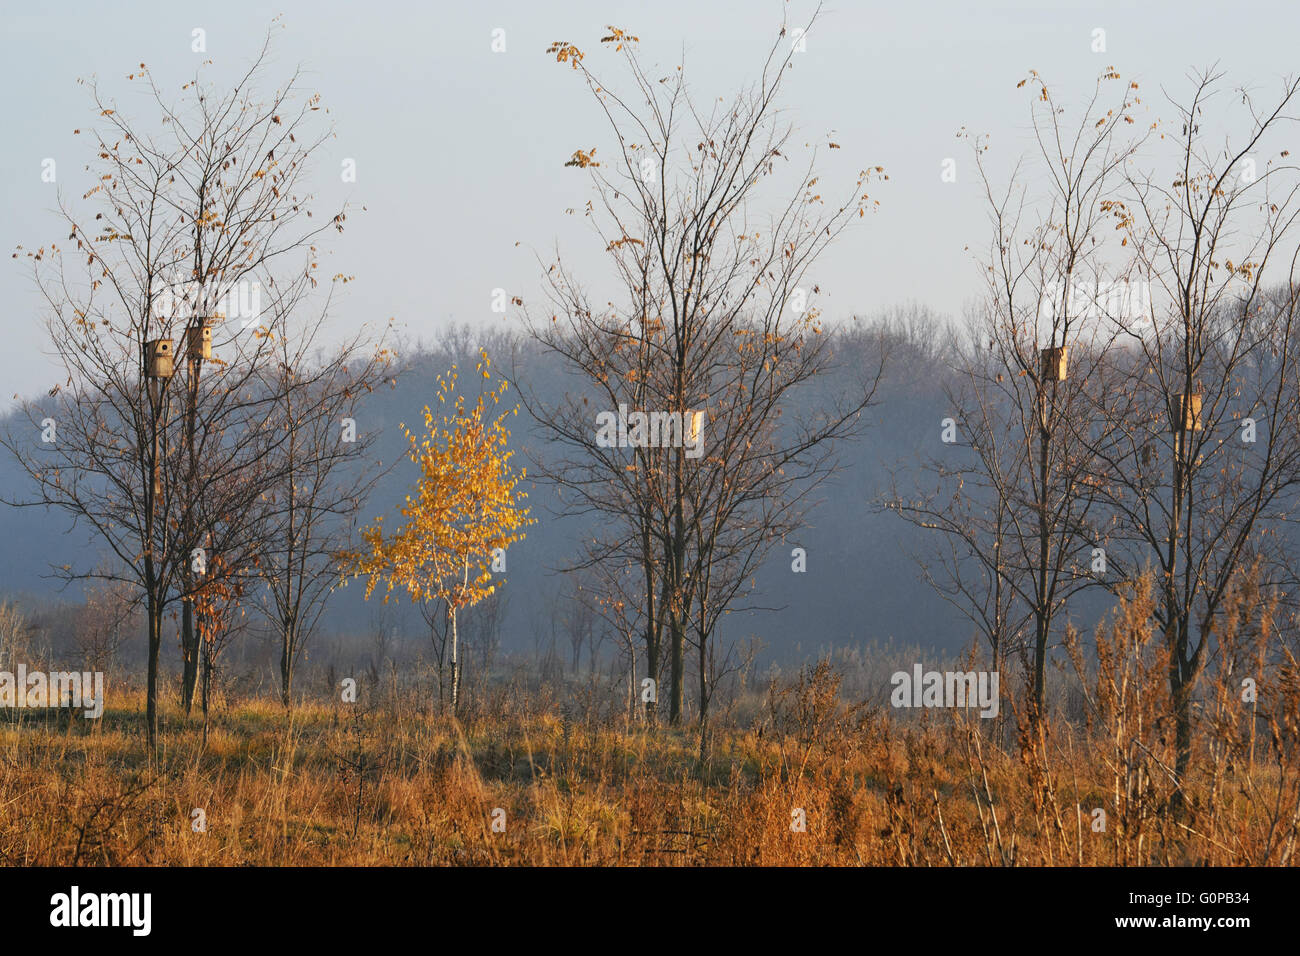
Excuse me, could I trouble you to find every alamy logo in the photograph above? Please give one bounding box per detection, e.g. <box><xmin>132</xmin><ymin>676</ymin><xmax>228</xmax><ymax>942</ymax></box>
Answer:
<box><xmin>595</xmin><ymin>404</ymin><xmax>705</xmax><ymax>459</ymax></box>
<box><xmin>0</xmin><ymin>666</ymin><xmax>104</xmax><ymax>718</ymax></box>
<box><xmin>150</xmin><ymin>274</ymin><xmax>262</xmax><ymax>328</ymax></box>
<box><xmin>1037</xmin><ymin>278</ymin><xmax>1151</xmax><ymax>324</ymax></box>
<box><xmin>50</xmin><ymin>886</ymin><xmax>151</xmax><ymax>936</ymax></box>
<box><xmin>890</xmin><ymin>665</ymin><xmax>1000</xmax><ymax>718</ymax></box>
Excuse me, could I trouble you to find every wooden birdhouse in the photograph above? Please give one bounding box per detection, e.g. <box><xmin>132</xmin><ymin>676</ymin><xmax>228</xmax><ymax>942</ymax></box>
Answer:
<box><xmin>186</xmin><ymin>324</ymin><xmax>212</xmax><ymax>361</ymax></box>
<box><xmin>1040</xmin><ymin>346</ymin><xmax>1068</xmax><ymax>382</ymax></box>
<box><xmin>1171</xmin><ymin>393</ymin><xmax>1203</xmax><ymax>433</ymax></box>
<box><xmin>144</xmin><ymin>338</ymin><xmax>174</xmax><ymax>379</ymax></box>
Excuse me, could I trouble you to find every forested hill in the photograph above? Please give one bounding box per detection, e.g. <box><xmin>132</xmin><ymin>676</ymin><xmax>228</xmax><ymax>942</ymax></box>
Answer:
<box><xmin>0</xmin><ymin>313</ymin><xmax>1113</xmax><ymax>663</ymax></box>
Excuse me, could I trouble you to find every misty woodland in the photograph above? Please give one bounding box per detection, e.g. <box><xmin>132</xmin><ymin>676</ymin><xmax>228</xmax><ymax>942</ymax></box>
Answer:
<box><xmin>2</xmin><ymin>16</ymin><xmax>1300</xmax><ymax>868</ymax></box>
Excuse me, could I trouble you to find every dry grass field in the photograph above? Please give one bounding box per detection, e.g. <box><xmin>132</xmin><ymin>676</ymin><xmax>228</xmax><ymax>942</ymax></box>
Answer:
<box><xmin>4</xmin><ymin>592</ymin><xmax>1298</xmax><ymax>867</ymax></box>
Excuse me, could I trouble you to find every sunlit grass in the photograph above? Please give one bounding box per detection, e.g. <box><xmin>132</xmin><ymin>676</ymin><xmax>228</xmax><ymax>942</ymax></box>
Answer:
<box><xmin>1</xmin><ymin>660</ymin><xmax>1296</xmax><ymax>866</ymax></box>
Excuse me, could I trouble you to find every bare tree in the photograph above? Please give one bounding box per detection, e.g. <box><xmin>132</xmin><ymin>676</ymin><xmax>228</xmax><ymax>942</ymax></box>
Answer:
<box><xmin>520</xmin><ymin>14</ymin><xmax>883</xmax><ymax>725</ymax></box>
<box><xmin>73</xmin><ymin>576</ymin><xmax>136</xmax><ymax>674</ymax></box>
<box><xmin>1084</xmin><ymin>70</ymin><xmax>1300</xmax><ymax>793</ymax></box>
<box><xmin>251</xmin><ymin>304</ymin><xmax>395</xmax><ymax>708</ymax></box>
<box><xmin>3</xmin><ymin>33</ymin><xmax>350</xmax><ymax>750</ymax></box>
<box><xmin>889</xmin><ymin>69</ymin><xmax>1144</xmax><ymax>722</ymax></box>
<box><xmin>562</xmin><ymin>575</ymin><xmax>598</xmax><ymax>674</ymax></box>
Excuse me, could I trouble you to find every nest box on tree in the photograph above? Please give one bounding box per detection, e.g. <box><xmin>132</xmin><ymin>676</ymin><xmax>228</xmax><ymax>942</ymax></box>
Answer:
<box><xmin>1040</xmin><ymin>346</ymin><xmax>1068</xmax><ymax>382</ymax></box>
<box><xmin>187</xmin><ymin>324</ymin><xmax>213</xmax><ymax>361</ymax></box>
<box><xmin>1171</xmin><ymin>393</ymin><xmax>1203</xmax><ymax>433</ymax></box>
<box><xmin>144</xmin><ymin>339</ymin><xmax>174</xmax><ymax>379</ymax></box>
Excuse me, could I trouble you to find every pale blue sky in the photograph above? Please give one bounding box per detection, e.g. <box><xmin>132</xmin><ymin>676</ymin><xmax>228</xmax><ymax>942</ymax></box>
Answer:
<box><xmin>3</xmin><ymin>0</ymin><xmax>1298</xmax><ymax>403</ymax></box>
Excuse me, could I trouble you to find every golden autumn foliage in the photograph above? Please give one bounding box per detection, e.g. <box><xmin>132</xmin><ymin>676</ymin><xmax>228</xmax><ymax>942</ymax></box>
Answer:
<box><xmin>349</xmin><ymin>351</ymin><xmax>534</xmax><ymax>614</ymax></box>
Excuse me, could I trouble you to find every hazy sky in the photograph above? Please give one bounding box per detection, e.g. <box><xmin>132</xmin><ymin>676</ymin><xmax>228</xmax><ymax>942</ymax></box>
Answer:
<box><xmin>2</xmin><ymin>0</ymin><xmax>1298</xmax><ymax>404</ymax></box>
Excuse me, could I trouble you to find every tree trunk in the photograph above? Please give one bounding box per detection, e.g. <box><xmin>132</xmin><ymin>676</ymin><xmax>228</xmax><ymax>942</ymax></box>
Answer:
<box><xmin>697</xmin><ymin>626</ymin><xmax>709</xmax><ymax>728</ymax></box>
<box><xmin>669</xmin><ymin>416</ymin><xmax>686</xmax><ymax>725</ymax></box>
<box><xmin>641</xmin><ymin>523</ymin><xmax>659</xmax><ymax>724</ymax></box>
<box><xmin>669</xmin><ymin>489</ymin><xmax>686</xmax><ymax>723</ymax></box>
<box><xmin>1166</xmin><ymin>426</ymin><xmax>1190</xmax><ymax>809</ymax></box>
<box><xmin>452</xmin><ymin>621</ymin><xmax>462</xmax><ymax>717</ymax></box>
<box><xmin>146</xmin><ymin>592</ymin><xmax>162</xmax><ymax>756</ymax></box>
<box><xmin>1031</xmin><ymin>390</ymin><xmax>1051</xmax><ymax>725</ymax></box>
<box><xmin>1173</xmin><ymin>662</ymin><xmax>1193</xmax><ymax>786</ymax></box>
<box><xmin>180</xmin><ymin>344</ymin><xmax>202</xmax><ymax>716</ymax></box>
<box><xmin>450</xmin><ymin>604</ymin><xmax>460</xmax><ymax>716</ymax></box>
<box><xmin>181</xmin><ymin>598</ymin><xmax>199</xmax><ymax>715</ymax></box>
<box><xmin>279</xmin><ymin>622</ymin><xmax>295</xmax><ymax>708</ymax></box>
<box><xmin>430</xmin><ymin>604</ymin><xmax>447</xmax><ymax>713</ymax></box>
<box><xmin>644</xmin><ymin>638</ymin><xmax>658</xmax><ymax>724</ymax></box>
<box><xmin>201</xmin><ymin>634</ymin><xmax>211</xmax><ymax>746</ymax></box>
<box><xmin>669</xmin><ymin>615</ymin><xmax>684</xmax><ymax>724</ymax></box>
<box><xmin>145</xmin><ymin>380</ymin><xmax>163</xmax><ymax>756</ymax></box>
<box><xmin>1168</xmin><ymin>608</ymin><xmax>1198</xmax><ymax>812</ymax></box>
<box><xmin>627</xmin><ymin>646</ymin><xmax>637</xmax><ymax>725</ymax></box>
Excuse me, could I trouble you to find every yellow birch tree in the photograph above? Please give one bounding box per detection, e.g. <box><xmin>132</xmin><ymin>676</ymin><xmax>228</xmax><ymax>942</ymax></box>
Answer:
<box><xmin>349</xmin><ymin>351</ymin><xmax>534</xmax><ymax>712</ymax></box>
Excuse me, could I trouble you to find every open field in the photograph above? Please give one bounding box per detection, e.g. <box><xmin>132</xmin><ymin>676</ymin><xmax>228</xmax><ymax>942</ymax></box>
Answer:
<box><xmin>3</xmin><ymin>656</ymin><xmax>1296</xmax><ymax>867</ymax></box>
